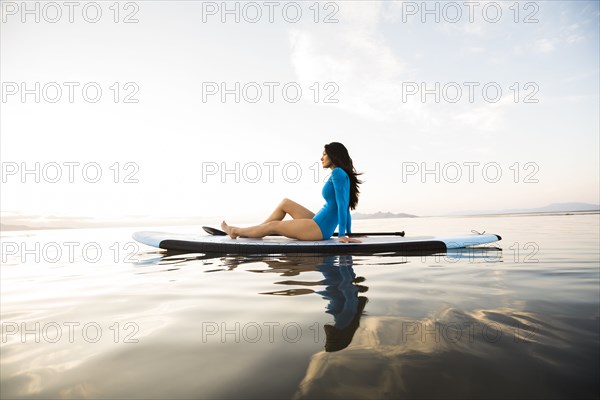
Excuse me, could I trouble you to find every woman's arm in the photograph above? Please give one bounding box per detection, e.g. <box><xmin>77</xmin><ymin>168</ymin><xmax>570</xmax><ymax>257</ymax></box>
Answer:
<box><xmin>331</xmin><ymin>168</ymin><xmax>350</xmax><ymax>237</ymax></box>
<box><xmin>332</xmin><ymin>169</ymin><xmax>360</xmax><ymax>243</ymax></box>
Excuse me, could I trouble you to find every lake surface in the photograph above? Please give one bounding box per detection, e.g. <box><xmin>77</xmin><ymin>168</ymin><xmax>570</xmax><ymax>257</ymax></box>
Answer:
<box><xmin>1</xmin><ymin>214</ymin><xmax>599</xmax><ymax>399</ymax></box>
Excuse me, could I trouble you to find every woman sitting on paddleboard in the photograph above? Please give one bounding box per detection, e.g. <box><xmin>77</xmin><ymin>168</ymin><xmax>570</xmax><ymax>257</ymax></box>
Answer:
<box><xmin>221</xmin><ymin>142</ymin><xmax>363</xmax><ymax>243</ymax></box>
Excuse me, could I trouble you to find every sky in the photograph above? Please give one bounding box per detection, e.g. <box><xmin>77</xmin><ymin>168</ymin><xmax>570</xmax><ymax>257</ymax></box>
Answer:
<box><xmin>1</xmin><ymin>0</ymin><xmax>599</xmax><ymax>226</ymax></box>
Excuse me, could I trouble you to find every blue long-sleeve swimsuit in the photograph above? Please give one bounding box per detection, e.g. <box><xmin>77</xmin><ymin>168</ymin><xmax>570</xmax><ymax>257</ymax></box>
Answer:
<box><xmin>313</xmin><ymin>167</ymin><xmax>352</xmax><ymax>239</ymax></box>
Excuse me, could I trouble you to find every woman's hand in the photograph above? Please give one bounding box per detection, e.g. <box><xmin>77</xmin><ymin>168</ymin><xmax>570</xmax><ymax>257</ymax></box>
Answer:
<box><xmin>339</xmin><ymin>236</ymin><xmax>361</xmax><ymax>243</ymax></box>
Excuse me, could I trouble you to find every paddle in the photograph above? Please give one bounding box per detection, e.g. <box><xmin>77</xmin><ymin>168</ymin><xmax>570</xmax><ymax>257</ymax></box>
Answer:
<box><xmin>202</xmin><ymin>226</ymin><xmax>405</xmax><ymax>237</ymax></box>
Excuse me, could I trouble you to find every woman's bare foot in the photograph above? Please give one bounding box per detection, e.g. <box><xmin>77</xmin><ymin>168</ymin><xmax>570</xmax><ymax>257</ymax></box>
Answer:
<box><xmin>221</xmin><ymin>221</ymin><xmax>239</xmax><ymax>239</ymax></box>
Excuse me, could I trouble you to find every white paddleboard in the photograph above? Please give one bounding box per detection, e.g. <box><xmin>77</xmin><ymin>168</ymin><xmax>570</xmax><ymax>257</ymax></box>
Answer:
<box><xmin>132</xmin><ymin>231</ymin><xmax>501</xmax><ymax>255</ymax></box>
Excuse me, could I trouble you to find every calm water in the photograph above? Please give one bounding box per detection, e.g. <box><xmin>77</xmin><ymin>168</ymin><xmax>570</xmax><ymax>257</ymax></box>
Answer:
<box><xmin>1</xmin><ymin>214</ymin><xmax>599</xmax><ymax>399</ymax></box>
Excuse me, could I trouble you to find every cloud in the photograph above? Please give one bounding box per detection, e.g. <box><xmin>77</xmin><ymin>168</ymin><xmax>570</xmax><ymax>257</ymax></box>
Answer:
<box><xmin>288</xmin><ymin>2</ymin><xmax>429</xmax><ymax>123</ymax></box>
<box><xmin>534</xmin><ymin>38</ymin><xmax>556</xmax><ymax>53</ymax></box>
<box><xmin>450</xmin><ymin>95</ymin><xmax>514</xmax><ymax>132</ymax></box>
<box><xmin>287</xmin><ymin>2</ymin><xmax>511</xmax><ymax>133</ymax></box>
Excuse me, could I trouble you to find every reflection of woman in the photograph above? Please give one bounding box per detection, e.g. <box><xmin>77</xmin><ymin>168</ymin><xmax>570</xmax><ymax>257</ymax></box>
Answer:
<box><xmin>221</xmin><ymin>142</ymin><xmax>363</xmax><ymax>243</ymax></box>
<box><xmin>261</xmin><ymin>255</ymin><xmax>368</xmax><ymax>352</ymax></box>
<box><xmin>317</xmin><ymin>256</ymin><xmax>361</xmax><ymax>329</ymax></box>
<box><xmin>317</xmin><ymin>255</ymin><xmax>368</xmax><ymax>352</ymax></box>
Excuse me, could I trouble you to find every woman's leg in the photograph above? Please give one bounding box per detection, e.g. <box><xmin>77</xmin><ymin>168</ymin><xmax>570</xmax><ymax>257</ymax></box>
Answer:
<box><xmin>261</xmin><ymin>198</ymin><xmax>315</xmax><ymax>224</ymax></box>
<box><xmin>222</xmin><ymin>219</ymin><xmax>323</xmax><ymax>241</ymax></box>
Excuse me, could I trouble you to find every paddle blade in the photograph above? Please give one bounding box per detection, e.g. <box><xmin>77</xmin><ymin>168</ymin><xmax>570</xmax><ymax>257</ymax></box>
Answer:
<box><xmin>202</xmin><ymin>226</ymin><xmax>227</xmax><ymax>236</ymax></box>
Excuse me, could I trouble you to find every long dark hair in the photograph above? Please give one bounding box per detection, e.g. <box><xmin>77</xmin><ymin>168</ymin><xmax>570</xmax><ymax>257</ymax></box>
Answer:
<box><xmin>324</xmin><ymin>142</ymin><xmax>363</xmax><ymax>210</ymax></box>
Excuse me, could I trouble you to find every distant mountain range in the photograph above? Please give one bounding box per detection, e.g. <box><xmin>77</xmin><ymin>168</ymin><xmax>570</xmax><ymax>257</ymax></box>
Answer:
<box><xmin>1</xmin><ymin>224</ymin><xmax>48</xmax><ymax>231</ymax></box>
<box><xmin>445</xmin><ymin>202</ymin><xmax>599</xmax><ymax>216</ymax></box>
<box><xmin>352</xmin><ymin>203</ymin><xmax>599</xmax><ymax>219</ymax></box>
<box><xmin>352</xmin><ymin>211</ymin><xmax>418</xmax><ymax>219</ymax></box>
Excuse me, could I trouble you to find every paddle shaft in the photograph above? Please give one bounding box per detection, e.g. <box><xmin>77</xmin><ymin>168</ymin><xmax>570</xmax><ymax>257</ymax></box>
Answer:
<box><xmin>202</xmin><ymin>226</ymin><xmax>405</xmax><ymax>237</ymax></box>
<box><xmin>340</xmin><ymin>232</ymin><xmax>405</xmax><ymax>237</ymax></box>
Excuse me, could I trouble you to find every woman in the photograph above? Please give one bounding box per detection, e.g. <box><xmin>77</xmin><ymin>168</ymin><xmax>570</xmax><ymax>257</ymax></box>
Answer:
<box><xmin>221</xmin><ymin>142</ymin><xmax>363</xmax><ymax>243</ymax></box>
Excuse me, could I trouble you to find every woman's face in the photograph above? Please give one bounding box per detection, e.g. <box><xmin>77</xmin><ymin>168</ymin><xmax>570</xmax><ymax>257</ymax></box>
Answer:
<box><xmin>321</xmin><ymin>150</ymin><xmax>334</xmax><ymax>169</ymax></box>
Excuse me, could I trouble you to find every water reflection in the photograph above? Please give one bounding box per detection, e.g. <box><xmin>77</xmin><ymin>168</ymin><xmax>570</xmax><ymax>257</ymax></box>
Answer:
<box><xmin>293</xmin><ymin>303</ymin><xmax>600</xmax><ymax>399</ymax></box>
<box><xmin>132</xmin><ymin>248</ymin><xmax>503</xmax><ymax>353</ymax></box>
<box><xmin>260</xmin><ymin>255</ymin><xmax>369</xmax><ymax>352</ymax></box>
<box><xmin>131</xmin><ymin>248</ymin><xmax>598</xmax><ymax>399</ymax></box>
<box><xmin>132</xmin><ymin>246</ymin><xmax>502</xmax><ymax>272</ymax></box>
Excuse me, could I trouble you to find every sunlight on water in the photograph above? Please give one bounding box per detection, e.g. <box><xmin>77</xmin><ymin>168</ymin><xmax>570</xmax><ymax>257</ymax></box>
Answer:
<box><xmin>1</xmin><ymin>215</ymin><xmax>599</xmax><ymax>399</ymax></box>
